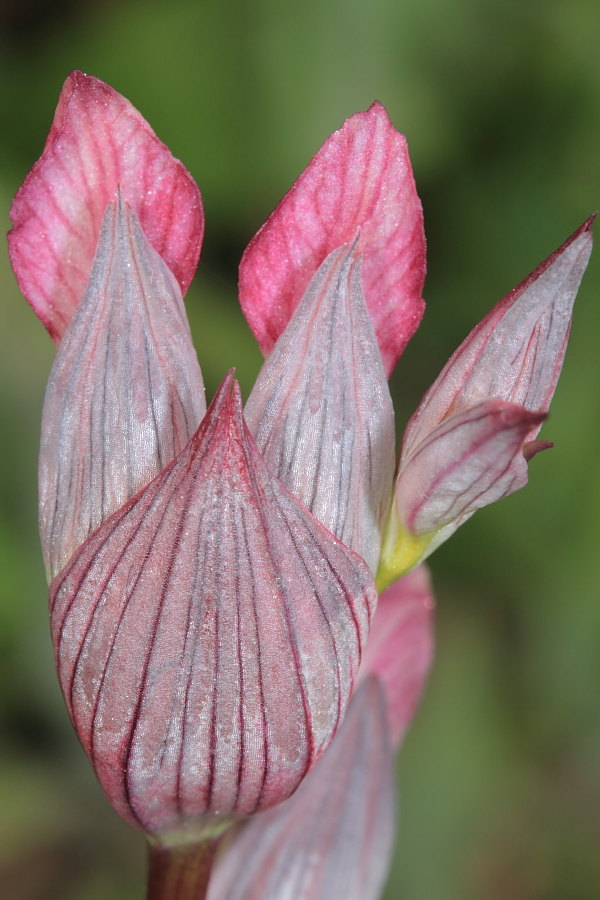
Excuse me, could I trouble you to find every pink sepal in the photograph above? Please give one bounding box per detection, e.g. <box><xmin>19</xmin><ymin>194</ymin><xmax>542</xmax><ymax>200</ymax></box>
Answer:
<box><xmin>39</xmin><ymin>198</ymin><xmax>205</xmax><ymax>580</ymax></box>
<box><xmin>403</xmin><ymin>218</ymin><xmax>593</xmax><ymax>458</ymax></box>
<box><xmin>208</xmin><ymin>679</ymin><xmax>395</xmax><ymax>900</ymax></box>
<box><xmin>358</xmin><ymin>566</ymin><xmax>434</xmax><ymax>747</ymax></box>
<box><xmin>8</xmin><ymin>71</ymin><xmax>203</xmax><ymax>341</ymax></box>
<box><xmin>49</xmin><ymin>374</ymin><xmax>376</xmax><ymax>836</ymax></box>
<box><xmin>239</xmin><ymin>102</ymin><xmax>426</xmax><ymax>376</ymax></box>
<box><xmin>397</xmin><ymin>399</ymin><xmax>546</xmax><ymax>536</ymax></box>
<box><xmin>245</xmin><ymin>243</ymin><xmax>395</xmax><ymax>573</ymax></box>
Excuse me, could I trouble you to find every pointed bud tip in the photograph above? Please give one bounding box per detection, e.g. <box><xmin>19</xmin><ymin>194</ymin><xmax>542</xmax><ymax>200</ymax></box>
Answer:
<box><xmin>201</xmin><ymin>369</ymin><xmax>238</xmax><ymax>418</ymax></box>
<box><xmin>191</xmin><ymin>369</ymin><xmax>244</xmax><ymax>455</ymax></box>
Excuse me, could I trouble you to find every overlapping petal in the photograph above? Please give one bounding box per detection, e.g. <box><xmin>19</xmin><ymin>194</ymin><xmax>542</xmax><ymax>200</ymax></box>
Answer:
<box><xmin>396</xmin><ymin>400</ymin><xmax>546</xmax><ymax>538</ymax></box>
<box><xmin>245</xmin><ymin>243</ymin><xmax>395</xmax><ymax>573</ymax></box>
<box><xmin>50</xmin><ymin>374</ymin><xmax>377</xmax><ymax>836</ymax></box>
<box><xmin>208</xmin><ymin>567</ymin><xmax>434</xmax><ymax>900</ymax></box>
<box><xmin>402</xmin><ymin>217</ymin><xmax>593</xmax><ymax>457</ymax></box>
<box><xmin>208</xmin><ymin>679</ymin><xmax>395</xmax><ymax>900</ymax></box>
<box><xmin>358</xmin><ymin>565</ymin><xmax>434</xmax><ymax>746</ymax></box>
<box><xmin>39</xmin><ymin>198</ymin><xmax>205</xmax><ymax>580</ymax></box>
<box><xmin>8</xmin><ymin>70</ymin><xmax>203</xmax><ymax>341</ymax></box>
<box><xmin>239</xmin><ymin>102</ymin><xmax>426</xmax><ymax>376</ymax></box>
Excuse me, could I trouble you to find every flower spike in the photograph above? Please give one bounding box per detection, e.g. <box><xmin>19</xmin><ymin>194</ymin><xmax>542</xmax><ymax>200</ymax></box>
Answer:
<box><xmin>239</xmin><ymin>102</ymin><xmax>426</xmax><ymax>376</ymax></box>
<box><xmin>50</xmin><ymin>374</ymin><xmax>377</xmax><ymax>838</ymax></box>
<box><xmin>39</xmin><ymin>197</ymin><xmax>205</xmax><ymax>580</ymax></box>
<box><xmin>245</xmin><ymin>242</ymin><xmax>396</xmax><ymax>573</ymax></box>
<box><xmin>8</xmin><ymin>71</ymin><xmax>203</xmax><ymax>341</ymax></box>
<box><xmin>379</xmin><ymin>218</ymin><xmax>593</xmax><ymax>585</ymax></box>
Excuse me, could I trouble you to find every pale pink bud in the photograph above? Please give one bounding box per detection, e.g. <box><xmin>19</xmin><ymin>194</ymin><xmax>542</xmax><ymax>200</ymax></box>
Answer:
<box><xmin>403</xmin><ymin>217</ymin><xmax>594</xmax><ymax>457</ymax></box>
<box><xmin>382</xmin><ymin>219</ymin><xmax>593</xmax><ymax>579</ymax></box>
<box><xmin>50</xmin><ymin>374</ymin><xmax>377</xmax><ymax>838</ymax></box>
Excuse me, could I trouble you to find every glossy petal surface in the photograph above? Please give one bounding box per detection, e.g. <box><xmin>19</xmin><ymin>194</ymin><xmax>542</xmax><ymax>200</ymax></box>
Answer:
<box><xmin>239</xmin><ymin>102</ymin><xmax>425</xmax><ymax>376</ymax></box>
<box><xmin>359</xmin><ymin>566</ymin><xmax>434</xmax><ymax>746</ymax></box>
<box><xmin>39</xmin><ymin>199</ymin><xmax>205</xmax><ymax>580</ymax></box>
<box><xmin>8</xmin><ymin>70</ymin><xmax>203</xmax><ymax>340</ymax></box>
<box><xmin>50</xmin><ymin>375</ymin><xmax>376</xmax><ymax>836</ymax></box>
<box><xmin>403</xmin><ymin>218</ymin><xmax>593</xmax><ymax>457</ymax></box>
<box><xmin>245</xmin><ymin>243</ymin><xmax>395</xmax><ymax>573</ymax></box>
<box><xmin>397</xmin><ymin>400</ymin><xmax>545</xmax><ymax>536</ymax></box>
<box><xmin>208</xmin><ymin>679</ymin><xmax>394</xmax><ymax>900</ymax></box>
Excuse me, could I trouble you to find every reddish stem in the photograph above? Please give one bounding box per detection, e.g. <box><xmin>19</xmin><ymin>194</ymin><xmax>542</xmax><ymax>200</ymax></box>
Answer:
<box><xmin>146</xmin><ymin>838</ymin><xmax>220</xmax><ymax>900</ymax></box>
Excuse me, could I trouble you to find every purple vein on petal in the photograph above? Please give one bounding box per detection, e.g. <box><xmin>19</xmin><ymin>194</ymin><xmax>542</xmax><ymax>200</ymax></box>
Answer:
<box><xmin>402</xmin><ymin>219</ymin><xmax>593</xmax><ymax>458</ymax></box>
<box><xmin>208</xmin><ymin>678</ymin><xmax>395</xmax><ymax>900</ymax></box>
<box><xmin>39</xmin><ymin>197</ymin><xmax>205</xmax><ymax>580</ymax></box>
<box><xmin>245</xmin><ymin>243</ymin><xmax>395</xmax><ymax>573</ymax></box>
<box><xmin>49</xmin><ymin>374</ymin><xmax>376</xmax><ymax>836</ymax></box>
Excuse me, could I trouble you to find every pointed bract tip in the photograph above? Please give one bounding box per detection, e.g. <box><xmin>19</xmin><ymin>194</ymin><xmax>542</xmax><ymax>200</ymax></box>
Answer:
<box><xmin>189</xmin><ymin>369</ymin><xmax>244</xmax><ymax>457</ymax></box>
<box><xmin>510</xmin><ymin>215</ymin><xmax>594</xmax><ymax>302</ymax></box>
<box><xmin>215</xmin><ymin>369</ymin><xmax>239</xmax><ymax>406</ymax></box>
<box><xmin>578</xmin><ymin>212</ymin><xmax>596</xmax><ymax>234</ymax></box>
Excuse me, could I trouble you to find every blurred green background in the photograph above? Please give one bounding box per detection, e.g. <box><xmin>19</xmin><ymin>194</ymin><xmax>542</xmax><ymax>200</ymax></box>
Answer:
<box><xmin>1</xmin><ymin>0</ymin><xmax>599</xmax><ymax>897</ymax></box>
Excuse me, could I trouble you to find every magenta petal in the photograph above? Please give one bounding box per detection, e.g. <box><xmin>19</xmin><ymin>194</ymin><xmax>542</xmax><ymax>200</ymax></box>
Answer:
<box><xmin>245</xmin><ymin>243</ymin><xmax>396</xmax><ymax>573</ymax></box>
<box><xmin>8</xmin><ymin>71</ymin><xmax>203</xmax><ymax>341</ymax></box>
<box><xmin>403</xmin><ymin>218</ymin><xmax>593</xmax><ymax>457</ymax></box>
<box><xmin>358</xmin><ymin>566</ymin><xmax>434</xmax><ymax>747</ymax></box>
<box><xmin>49</xmin><ymin>374</ymin><xmax>376</xmax><ymax>836</ymax></box>
<box><xmin>239</xmin><ymin>102</ymin><xmax>426</xmax><ymax>376</ymax></box>
<box><xmin>39</xmin><ymin>199</ymin><xmax>205</xmax><ymax>580</ymax></box>
<box><xmin>396</xmin><ymin>399</ymin><xmax>546</xmax><ymax>536</ymax></box>
<box><xmin>208</xmin><ymin>678</ymin><xmax>395</xmax><ymax>900</ymax></box>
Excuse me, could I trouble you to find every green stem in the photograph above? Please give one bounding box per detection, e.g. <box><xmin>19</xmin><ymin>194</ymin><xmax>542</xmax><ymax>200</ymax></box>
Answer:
<box><xmin>146</xmin><ymin>837</ymin><xmax>220</xmax><ymax>900</ymax></box>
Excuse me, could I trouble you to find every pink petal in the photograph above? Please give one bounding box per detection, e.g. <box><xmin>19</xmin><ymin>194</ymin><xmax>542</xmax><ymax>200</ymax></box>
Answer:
<box><xmin>39</xmin><ymin>198</ymin><xmax>205</xmax><ymax>581</ymax></box>
<box><xmin>8</xmin><ymin>70</ymin><xmax>203</xmax><ymax>341</ymax></box>
<box><xmin>239</xmin><ymin>102</ymin><xmax>426</xmax><ymax>376</ymax></box>
<box><xmin>403</xmin><ymin>218</ymin><xmax>593</xmax><ymax>458</ymax></box>
<box><xmin>358</xmin><ymin>566</ymin><xmax>434</xmax><ymax>747</ymax></box>
<box><xmin>208</xmin><ymin>678</ymin><xmax>395</xmax><ymax>900</ymax></box>
<box><xmin>49</xmin><ymin>374</ymin><xmax>377</xmax><ymax>836</ymax></box>
<box><xmin>245</xmin><ymin>243</ymin><xmax>396</xmax><ymax>573</ymax></box>
<box><xmin>396</xmin><ymin>399</ymin><xmax>546</xmax><ymax>537</ymax></box>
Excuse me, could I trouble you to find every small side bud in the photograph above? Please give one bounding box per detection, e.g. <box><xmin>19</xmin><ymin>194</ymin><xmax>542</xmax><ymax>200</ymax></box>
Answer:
<box><xmin>378</xmin><ymin>219</ymin><xmax>593</xmax><ymax>587</ymax></box>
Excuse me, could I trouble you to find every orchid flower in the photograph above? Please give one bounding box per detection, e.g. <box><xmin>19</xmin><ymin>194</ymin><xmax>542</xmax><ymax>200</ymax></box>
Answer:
<box><xmin>8</xmin><ymin>70</ymin><xmax>592</xmax><ymax>900</ymax></box>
